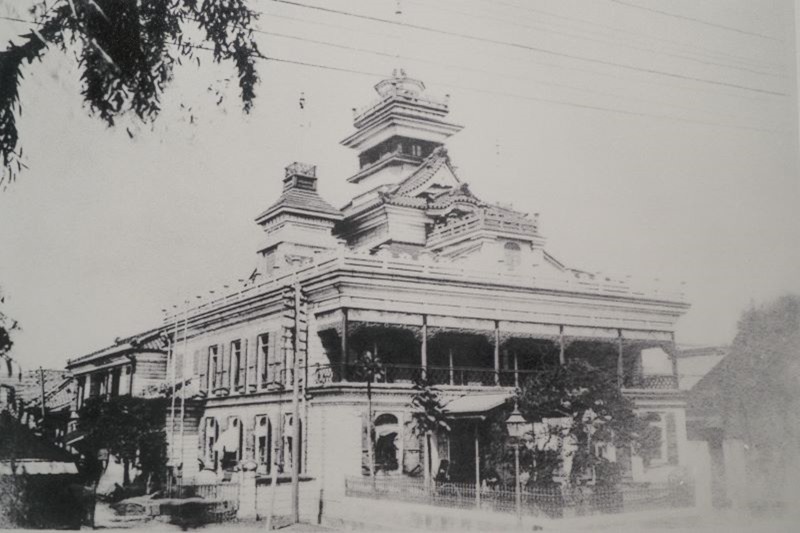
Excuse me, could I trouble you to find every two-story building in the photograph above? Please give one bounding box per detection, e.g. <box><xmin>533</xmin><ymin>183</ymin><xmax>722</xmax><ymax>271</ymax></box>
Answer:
<box><xmin>70</xmin><ymin>71</ymin><xmax>690</xmax><ymax>503</ymax></box>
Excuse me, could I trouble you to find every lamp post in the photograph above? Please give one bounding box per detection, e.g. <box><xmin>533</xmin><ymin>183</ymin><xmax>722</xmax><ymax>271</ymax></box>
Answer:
<box><xmin>505</xmin><ymin>404</ymin><xmax>527</xmax><ymax>526</ymax></box>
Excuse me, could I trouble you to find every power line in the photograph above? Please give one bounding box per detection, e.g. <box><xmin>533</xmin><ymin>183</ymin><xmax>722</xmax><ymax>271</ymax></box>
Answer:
<box><xmin>608</xmin><ymin>0</ymin><xmax>783</xmax><ymax>42</ymax></box>
<box><xmin>254</xmin><ymin>27</ymin><xmax>767</xmax><ymax>125</ymax></box>
<box><xmin>258</xmin><ymin>7</ymin><xmax>781</xmax><ymax>106</ymax></box>
<box><xmin>407</xmin><ymin>0</ymin><xmax>784</xmax><ymax>79</ymax></box>
<box><xmin>0</xmin><ymin>14</ymin><xmax>783</xmax><ymax>133</ymax></box>
<box><xmin>268</xmin><ymin>0</ymin><xmax>785</xmax><ymax>97</ymax></box>
<box><xmin>476</xmin><ymin>0</ymin><xmax>784</xmax><ymax>72</ymax></box>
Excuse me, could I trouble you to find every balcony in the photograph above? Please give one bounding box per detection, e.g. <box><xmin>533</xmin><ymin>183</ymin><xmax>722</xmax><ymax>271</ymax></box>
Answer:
<box><xmin>305</xmin><ymin>363</ymin><xmax>678</xmax><ymax>391</ymax></box>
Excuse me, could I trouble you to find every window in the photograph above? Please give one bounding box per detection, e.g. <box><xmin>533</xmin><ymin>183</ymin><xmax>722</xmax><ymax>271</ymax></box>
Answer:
<box><xmin>282</xmin><ymin>414</ymin><xmax>303</xmax><ymax>474</ymax></box>
<box><xmin>504</xmin><ymin>241</ymin><xmax>522</xmax><ymax>270</ymax></box>
<box><xmin>411</xmin><ymin>144</ymin><xmax>422</xmax><ymax>157</ymax></box>
<box><xmin>231</xmin><ymin>340</ymin><xmax>242</xmax><ymax>390</ymax></box>
<box><xmin>204</xmin><ymin>418</ymin><xmax>219</xmax><ymax>471</ymax></box>
<box><xmin>258</xmin><ymin>334</ymin><xmax>270</xmax><ymax>387</ymax></box>
<box><xmin>208</xmin><ymin>345</ymin><xmax>219</xmax><ymax>390</ymax></box>
<box><xmin>255</xmin><ymin>415</ymin><xmax>272</xmax><ymax>473</ymax></box>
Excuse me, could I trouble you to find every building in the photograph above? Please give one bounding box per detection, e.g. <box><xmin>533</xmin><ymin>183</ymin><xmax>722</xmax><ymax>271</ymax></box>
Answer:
<box><xmin>71</xmin><ymin>71</ymin><xmax>691</xmax><ymax>510</ymax></box>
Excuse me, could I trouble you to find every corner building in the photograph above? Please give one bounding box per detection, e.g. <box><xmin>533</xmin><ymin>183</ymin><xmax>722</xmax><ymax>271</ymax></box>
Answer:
<box><xmin>154</xmin><ymin>72</ymin><xmax>690</xmax><ymax>504</ymax></box>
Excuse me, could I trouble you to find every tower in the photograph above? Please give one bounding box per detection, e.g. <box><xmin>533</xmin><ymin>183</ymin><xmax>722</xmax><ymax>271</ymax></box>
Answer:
<box><xmin>341</xmin><ymin>70</ymin><xmax>463</xmax><ymax>197</ymax></box>
<box><xmin>254</xmin><ymin>162</ymin><xmax>342</xmax><ymax>276</ymax></box>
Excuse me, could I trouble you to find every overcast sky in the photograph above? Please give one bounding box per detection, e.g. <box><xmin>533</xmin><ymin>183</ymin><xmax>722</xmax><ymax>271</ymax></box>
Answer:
<box><xmin>0</xmin><ymin>0</ymin><xmax>798</xmax><ymax>369</ymax></box>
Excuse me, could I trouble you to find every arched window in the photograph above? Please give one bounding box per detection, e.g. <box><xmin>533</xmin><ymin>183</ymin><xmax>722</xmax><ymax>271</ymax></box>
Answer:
<box><xmin>504</xmin><ymin>241</ymin><xmax>521</xmax><ymax>270</ymax></box>
<box><xmin>255</xmin><ymin>415</ymin><xmax>272</xmax><ymax>473</ymax></box>
<box><xmin>374</xmin><ymin>414</ymin><xmax>400</xmax><ymax>473</ymax></box>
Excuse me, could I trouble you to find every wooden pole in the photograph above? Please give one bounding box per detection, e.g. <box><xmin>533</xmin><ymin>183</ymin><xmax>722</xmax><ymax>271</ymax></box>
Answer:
<box><xmin>291</xmin><ymin>280</ymin><xmax>302</xmax><ymax>524</ymax></box>
<box><xmin>340</xmin><ymin>308</ymin><xmax>348</xmax><ymax>379</ymax></box>
<box><xmin>474</xmin><ymin>422</ymin><xmax>481</xmax><ymax>508</ymax></box>
<box><xmin>38</xmin><ymin>367</ymin><xmax>46</xmax><ymax>420</ymax></box>
<box><xmin>493</xmin><ymin>321</ymin><xmax>500</xmax><ymax>385</ymax></box>
<box><xmin>421</xmin><ymin>315</ymin><xmax>428</xmax><ymax>380</ymax></box>
<box><xmin>448</xmin><ymin>348</ymin><xmax>454</xmax><ymax>386</ymax></box>
<box><xmin>178</xmin><ymin>300</ymin><xmax>188</xmax><ymax>489</ymax></box>
<box><xmin>617</xmin><ymin>329</ymin><xmax>624</xmax><ymax>388</ymax></box>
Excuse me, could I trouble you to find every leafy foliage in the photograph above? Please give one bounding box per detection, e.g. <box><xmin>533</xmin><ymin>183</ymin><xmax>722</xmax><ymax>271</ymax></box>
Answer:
<box><xmin>485</xmin><ymin>360</ymin><xmax>659</xmax><ymax>488</ymax></box>
<box><xmin>409</xmin><ymin>377</ymin><xmax>451</xmax><ymax>437</ymax></box>
<box><xmin>0</xmin><ymin>288</ymin><xmax>19</xmax><ymax>359</ymax></box>
<box><xmin>1</xmin><ymin>0</ymin><xmax>261</xmax><ymax>185</ymax></box>
<box><xmin>77</xmin><ymin>395</ymin><xmax>168</xmax><ymax>486</ymax></box>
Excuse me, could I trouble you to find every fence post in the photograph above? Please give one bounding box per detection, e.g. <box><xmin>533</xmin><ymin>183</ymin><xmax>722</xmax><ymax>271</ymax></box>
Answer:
<box><xmin>237</xmin><ymin>461</ymin><xmax>258</xmax><ymax>520</ymax></box>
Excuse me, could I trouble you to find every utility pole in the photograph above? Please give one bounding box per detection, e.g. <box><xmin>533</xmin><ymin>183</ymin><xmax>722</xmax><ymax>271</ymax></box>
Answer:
<box><xmin>38</xmin><ymin>367</ymin><xmax>46</xmax><ymax>420</ymax></box>
<box><xmin>290</xmin><ymin>279</ymin><xmax>301</xmax><ymax>524</ymax></box>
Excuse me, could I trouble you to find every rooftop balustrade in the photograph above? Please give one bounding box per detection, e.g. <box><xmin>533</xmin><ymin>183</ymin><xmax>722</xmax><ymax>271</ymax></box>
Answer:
<box><xmin>427</xmin><ymin>209</ymin><xmax>539</xmax><ymax>246</ymax></box>
<box><xmin>162</xmin><ymin>248</ymin><xmax>685</xmax><ymax>325</ymax></box>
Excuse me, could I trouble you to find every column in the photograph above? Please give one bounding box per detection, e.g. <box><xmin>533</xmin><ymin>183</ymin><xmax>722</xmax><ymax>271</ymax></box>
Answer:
<box><xmin>558</xmin><ymin>325</ymin><xmax>566</xmax><ymax>366</ymax></box>
<box><xmin>669</xmin><ymin>332</ymin><xmax>679</xmax><ymax>387</ymax></box>
<box><xmin>340</xmin><ymin>308</ymin><xmax>348</xmax><ymax>379</ymax></box>
<box><xmin>421</xmin><ymin>315</ymin><xmax>428</xmax><ymax>380</ymax></box>
<box><xmin>493</xmin><ymin>321</ymin><xmax>500</xmax><ymax>385</ymax></box>
<box><xmin>513</xmin><ymin>351</ymin><xmax>519</xmax><ymax>389</ymax></box>
<box><xmin>617</xmin><ymin>329</ymin><xmax>624</xmax><ymax>387</ymax></box>
<box><xmin>474</xmin><ymin>423</ymin><xmax>481</xmax><ymax>507</ymax></box>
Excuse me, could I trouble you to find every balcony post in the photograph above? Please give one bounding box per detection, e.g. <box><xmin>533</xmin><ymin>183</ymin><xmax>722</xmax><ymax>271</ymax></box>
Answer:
<box><xmin>494</xmin><ymin>321</ymin><xmax>500</xmax><ymax>385</ymax></box>
<box><xmin>617</xmin><ymin>329</ymin><xmax>624</xmax><ymax>388</ymax></box>
<box><xmin>448</xmin><ymin>348</ymin><xmax>454</xmax><ymax>386</ymax></box>
<box><xmin>421</xmin><ymin>315</ymin><xmax>428</xmax><ymax>381</ymax></box>
<box><xmin>669</xmin><ymin>332</ymin><xmax>679</xmax><ymax>386</ymax></box>
<box><xmin>558</xmin><ymin>325</ymin><xmax>565</xmax><ymax>366</ymax></box>
<box><xmin>341</xmin><ymin>308</ymin><xmax>348</xmax><ymax>379</ymax></box>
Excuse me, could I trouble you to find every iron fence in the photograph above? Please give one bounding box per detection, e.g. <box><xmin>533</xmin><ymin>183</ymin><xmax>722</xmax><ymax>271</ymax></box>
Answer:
<box><xmin>344</xmin><ymin>476</ymin><xmax>692</xmax><ymax>518</ymax></box>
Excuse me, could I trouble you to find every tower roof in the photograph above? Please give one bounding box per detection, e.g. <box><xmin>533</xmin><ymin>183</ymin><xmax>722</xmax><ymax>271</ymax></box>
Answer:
<box><xmin>255</xmin><ymin>163</ymin><xmax>343</xmax><ymax>224</ymax></box>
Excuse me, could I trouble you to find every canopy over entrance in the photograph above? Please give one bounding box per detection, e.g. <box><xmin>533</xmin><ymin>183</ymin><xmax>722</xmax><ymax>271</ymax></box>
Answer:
<box><xmin>444</xmin><ymin>392</ymin><xmax>512</xmax><ymax>419</ymax></box>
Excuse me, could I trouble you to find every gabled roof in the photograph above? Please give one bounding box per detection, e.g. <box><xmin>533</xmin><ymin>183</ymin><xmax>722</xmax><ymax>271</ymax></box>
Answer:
<box><xmin>255</xmin><ymin>188</ymin><xmax>343</xmax><ymax>224</ymax></box>
<box><xmin>393</xmin><ymin>147</ymin><xmax>460</xmax><ymax>197</ymax></box>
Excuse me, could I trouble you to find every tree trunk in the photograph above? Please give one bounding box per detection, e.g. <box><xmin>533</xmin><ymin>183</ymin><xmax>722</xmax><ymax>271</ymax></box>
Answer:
<box><xmin>424</xmin><ymin>432</ymin><xmax>432</xmax><ymax>490</ymax></box>
<box><xmin>367</xmin><ymin>380</ymin><xmax>375</xmax><ymax>480</ymax></box>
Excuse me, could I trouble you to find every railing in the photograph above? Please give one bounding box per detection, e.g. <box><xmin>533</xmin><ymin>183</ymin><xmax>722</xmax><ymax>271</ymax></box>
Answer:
<box><xmin>164</xmin><ymin>249</ymin><xmax>685</xmax><ymax>325</ymax></box>
<box><xmin>428</xmin><ymin>209</ymin><xmax>539</xmax><ymax>247</ymax></box>
<box><xmin>309</xmin><ymin>363</ymin><xmax>539</xmax><ymax>388</ymax></box>
<box><xmin>344</xmin><ymin>476</ymin><xmax>693</xmax><ymax>518</ymax></box>
<box><xmin>625</xmin><ymin>374</ymin><xmax>679</xmax><ymax>390</ymax></box>
<box><xmin>164</xmin><ymin>482</ymin><xmax>239</xmax><ymax>524</ymax></box>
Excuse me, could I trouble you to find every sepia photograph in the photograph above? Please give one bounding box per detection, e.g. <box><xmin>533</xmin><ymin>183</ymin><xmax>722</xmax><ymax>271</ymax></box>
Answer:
<box><xmin>0</xmin><ymin>1</ymin><xmax>798</xmax><ymax>531</ymax></box>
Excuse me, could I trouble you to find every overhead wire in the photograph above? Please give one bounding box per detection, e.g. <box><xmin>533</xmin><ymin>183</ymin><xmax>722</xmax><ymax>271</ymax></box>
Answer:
<box><xmin>0</xmin><ymin>13</ymin><xmax>785</xmax><ymax>134</ymax></box>
<box><xmin>258</xmin><ymin>5</ymin><xmax>782</xmax><ymax>108</ymax></box>
<box><xmin>608</xmin><ymin>0</ymin><xmax>783</xmax><ymax>42</ymax></box>
<box><xmin>406</xmin><ymin>0</ymin><xmax>784</xmax><ymax>79</ymax></box>
<box><xmin>480</xmin><ymin>0</ymin><xmax>783</xmax><ymax>71</ymax></box>
<box><xmin>267</xmin><ymin>0</ymin><xmax>786</xmax><ymax>97</ymax></box>
<box><xmin>477</xmin><ymin>0</ymin><xmax>782</xmax><ymax>70</ymax></box>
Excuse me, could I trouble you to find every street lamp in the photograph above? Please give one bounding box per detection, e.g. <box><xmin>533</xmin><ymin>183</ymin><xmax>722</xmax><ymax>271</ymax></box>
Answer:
<box><xmin>505</xmin><ymin>404</ymin><xmax>527</xmax><ymax>525</ymax></box>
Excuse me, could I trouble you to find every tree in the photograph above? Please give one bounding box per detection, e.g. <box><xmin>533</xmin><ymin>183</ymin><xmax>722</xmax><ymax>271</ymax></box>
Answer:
<box><xmin>410</xmin><ymin>377</ymin><xmax>450</xmax><ymax>487</ymax></box>
<box><xmin>77</xmin><ymin>395</ymin><xmax>169</xmax><ymax>491</ymax></box>
<box><xmin>352</xmin><ymin>349</ymin><xmax>384</xmax><ymax>479</ymax></box>
<box><xmin>486</xmin><ymin>360</ymin><xmax>658</xmax><ymax>489</ymax></box>
<box><xmin>1</xmin><ymin>0</ymin><xmax>260</xmax><ymax>185</ymax></box>
<box><xmin>0</xmin><ymin>288</ymin><xmax>21</xmax><ymax>385</ymax></box>
<box><xmin>714</xmin><ymin>295</ymin><xmax>800</xmax><ymax>504</ymax></box>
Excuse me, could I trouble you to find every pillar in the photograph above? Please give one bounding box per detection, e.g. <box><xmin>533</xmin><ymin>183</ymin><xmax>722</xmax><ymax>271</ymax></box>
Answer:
<box><xmin>237</xmin><ymin>460</ymin><xmax>258</xmax><ymax>519</ymax></box>
<box><xmin>421</xmin><ymin>315</ymin><xmax>428</xmax><ymax>380</ymax></box>
<box><xmin>617</xmin><ymin>329</ymin><xmax>624</xmax><ymax>387</ymax></box>
<box><xmin>340</xmin><ymin>308</ymin><xmax>348</xmax><ymax>376</ymax></box>
<box><xmin>493</xmin><ymin>321</ymin><xmax>500</xmax><ymax>385</ymax></box>
<box><xmin>558</xmin><ymin>326</ymin><xmax>565</xmax><ymax>366</ymax></box>
<box><xmin>474</xmin><ymin>423</ymin><xmax>481</xmax><ymax>508</ymax></box>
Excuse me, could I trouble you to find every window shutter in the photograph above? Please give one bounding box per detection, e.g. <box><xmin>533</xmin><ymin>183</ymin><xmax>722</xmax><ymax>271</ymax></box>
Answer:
<box><xmin>195</xmin><ymin>349</ymin><xmax>207</xmax><ymax>393</ymax></box>
<box><xmin>239</xmin><ymin>340</ymin><xmax>247</xmax><ymax>390</ymax></box>
<box><xmin>247</xmin><ymin>338</ymin><xmax>257</xmax><ymax>390</ymax></box>
<box><xmin>218</xmin><ymin>343</ymin><xmax>227</xmax><ymax>389</ymax></box>
<box><xmin>244</xmin><ymin>415</ymin><xmax>255</xmax><ymax>461</ymax></box>
<box><xmin>271</xmin><ymin>332</ymin><xmax>281</xmax><ymax>384</ymax></box>
<box><xmin>176</xmin><ymin>351</ymin><xmax>184</xmax><ymax>380</ymax></box>
<box><xmin>665</xmin><ymin>413</ymin><xmax>678</xmax><ymax>465</ymax></box>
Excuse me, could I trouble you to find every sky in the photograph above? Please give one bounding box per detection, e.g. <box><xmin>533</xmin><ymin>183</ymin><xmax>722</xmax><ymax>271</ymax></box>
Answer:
<box><xmin>0</xmin><ymin>0</ymin><xmax>798</xmax><ymax>370</ymax></box>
